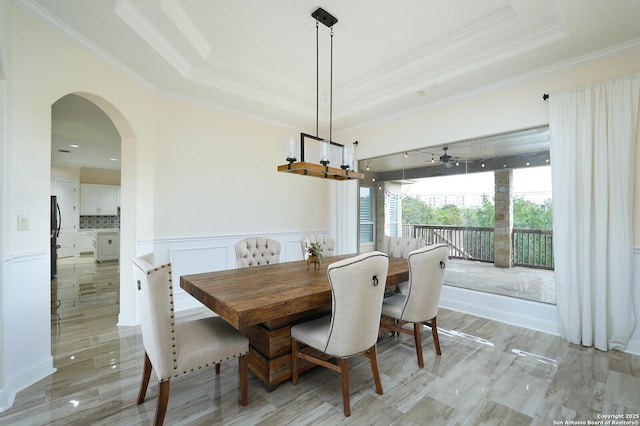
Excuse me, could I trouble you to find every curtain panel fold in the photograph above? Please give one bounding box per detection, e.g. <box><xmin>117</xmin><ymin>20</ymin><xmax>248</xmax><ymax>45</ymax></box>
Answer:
<box><xmin>549</xmin><ymin>72</ymin><xmax>639</xmax><ymax>351</ymax></box>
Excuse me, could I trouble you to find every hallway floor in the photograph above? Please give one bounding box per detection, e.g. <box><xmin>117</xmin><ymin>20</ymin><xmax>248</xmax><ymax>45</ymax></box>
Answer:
<box><xmin>0</xmin><ymin>256</ymin><xmax>637</xmax><ymax>425</ymax></box>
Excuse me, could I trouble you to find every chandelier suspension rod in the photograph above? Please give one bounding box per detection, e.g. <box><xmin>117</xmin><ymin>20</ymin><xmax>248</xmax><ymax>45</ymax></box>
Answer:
<box><xmin>329</xmin><ymin>26</ymin><xmax>333</xmax><ymax>145</ymax></box>
<box><xmin>315</xmin><ymin>18</ymin><xmax>319</xmax><ymax>139</ymax></box>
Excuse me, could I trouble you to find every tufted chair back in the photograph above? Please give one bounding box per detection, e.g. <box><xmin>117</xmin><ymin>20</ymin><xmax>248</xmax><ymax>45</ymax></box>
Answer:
<box><xmin>301</xmin><ymin>234</ymin><xmax>336</xmax><ymax>258</ymax></box>
<box><xmin>235</xmin><ymin>237</ymin><xmax>281</xmax><ymax>268</ymax></box>
<box><xmin>380</xmin><ymin>236</ymin><xmax>426</xmax><ymax>259</ymax></box>
<box><xmin>399</xmin><ymin>244</ymin><xmax>448</xmax><ymax>323</ymax></box>
<box><xmin>132</xmin><ymin>253</ymin><xmax>176</xmax><ymax>381</ymax></box>
<box><xmin>324</xmin><ymin>252</ymin><xmax>389</xmax><ymax>357</ymax></box>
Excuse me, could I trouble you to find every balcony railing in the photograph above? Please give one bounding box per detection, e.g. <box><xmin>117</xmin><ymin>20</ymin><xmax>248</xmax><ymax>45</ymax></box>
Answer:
<box><xmin>402</xmin><ymin>224</ymin><xmax>554</xmax><ymax>270</ymax></box>
<box><xmin>512</xmin><ymin>228</ymin><xmax>554</xmax><ymax>269</ymax></box>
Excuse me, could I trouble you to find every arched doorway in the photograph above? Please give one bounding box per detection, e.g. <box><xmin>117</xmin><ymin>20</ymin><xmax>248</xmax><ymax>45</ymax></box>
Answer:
<box><xmin>50</xmin><ymin>92</ymin><xmax>137</xmax><ymax>328</ymax></box>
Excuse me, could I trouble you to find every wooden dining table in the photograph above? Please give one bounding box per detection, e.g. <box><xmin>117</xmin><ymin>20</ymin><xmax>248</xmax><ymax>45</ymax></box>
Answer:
<box><xmin>180</xmin><ymin>254</ymin><xmax>409</xmax><ymax>389</ymax></box>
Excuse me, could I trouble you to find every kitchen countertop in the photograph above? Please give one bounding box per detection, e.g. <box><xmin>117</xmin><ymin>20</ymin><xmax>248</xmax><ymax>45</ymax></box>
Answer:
<box><xmin>95</xmin><ymin>229</ymin><xmax>120</xmax><ymax>235</ymax></box>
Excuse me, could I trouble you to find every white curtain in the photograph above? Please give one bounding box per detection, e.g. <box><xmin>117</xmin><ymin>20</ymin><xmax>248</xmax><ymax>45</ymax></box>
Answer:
<box><xmin>549</xmin><ymin>73</ymin><xmax>639</xmax><ymax>350</ymax></box>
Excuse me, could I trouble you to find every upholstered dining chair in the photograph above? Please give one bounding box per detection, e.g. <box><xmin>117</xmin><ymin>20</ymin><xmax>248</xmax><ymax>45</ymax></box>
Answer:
<box><xmin>380</xmin><ymin>235</ymin><xmax>426</xmax><ymax>259</ymax></box>
<box><xmin>301</xmin><ymin>233</ymin><xmax>336</xmax><ymax>259</ymax></box>
<box><xmin>379</xmin><ymin>244</ymin><xmax>448</xmax><ymax>367</ymax></box>
<box><xmin>235</xmin><ymin>237</ymin><xmax>281</xmax><ymax>268</ymax></box>
<box><xmin>132</xmin><ymin>253</ymin><xmax>249</xmax><ymax>426</ymax></box>
<box><xmin>380</xmin><ymin>235</ymin><xmax>426</xmax><ymax>294</ymax></box>
<box><xmin>291</xmin><ymin>251</ymin><xmax>389</xmax><ymax>417</ymax></box>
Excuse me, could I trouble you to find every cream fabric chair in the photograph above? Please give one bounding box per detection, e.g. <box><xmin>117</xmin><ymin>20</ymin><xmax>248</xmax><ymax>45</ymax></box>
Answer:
<box><xmin>379</xmin><ymin>244</ymin><xmax>448</xmax><ymax>367</ymax></box>
<box><xmin>380</xmin><ymin>236</ymin><xmax>426</xmax><ymax>293</ymax></box>
<box><xmin>301</xmin><ymin>233</ymin><xmax>336</xmax><ymax>259</ymax></box>
<box><xmin>235</xmin><ymin>237</ymin><xmax>281</xmax><ymax>267</ymax></box>
<box><xmin>291</xmin><ymin>251</ymin><xmax>389</xmax><ymax>417</ymax></box>
<box><xmin>380</xmin><ymin>235</ymin><xmax>426</xmax><ymax>259</ymax></box>
<box><xmin>133</xmin><ymin>254</ymin><xmax>249</xmax><ymax>426</ymax></box>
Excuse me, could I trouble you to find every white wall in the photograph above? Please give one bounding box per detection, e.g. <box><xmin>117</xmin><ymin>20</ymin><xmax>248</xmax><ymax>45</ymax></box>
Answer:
<box><xmin>151</xmin><ymin>95</ymin><xmax>330</xmax><ymax>239</ymax></box>
<box><xmin>0</xmin><ymin>4</ymin><xmax>345</xmax><ymax>410</ymax></box>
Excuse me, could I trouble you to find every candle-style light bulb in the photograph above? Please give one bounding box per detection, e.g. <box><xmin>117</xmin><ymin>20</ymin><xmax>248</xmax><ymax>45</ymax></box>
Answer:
<box><xmin>320</xmin><ymin>140</ymin><xmax>330</xmax><ymax>166</ymax></box>
<box><xmin>286</xmin><ymin>136</ymin><xmax>296</xmax><ymax>164</ymax></box>
<box><xmin>341</xmin><ymin>143</ymin><xmax>353</xmax><ymax>170</ymax></box>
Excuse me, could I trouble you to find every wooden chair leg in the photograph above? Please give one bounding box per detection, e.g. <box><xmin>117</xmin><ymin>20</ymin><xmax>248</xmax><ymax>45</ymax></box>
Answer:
<box><xmin>413</xmin><ymin>323</ymin><xmax>424</xmax><ymax>368</ymax></box>
<box><xmin>239</xmin><ymin>354</ymin><xmax>248</xmax><ymax>406</ymax></box>
<box><xmin>154</xmin><ymin>380</ymin><xmax>170</xmax><ymax>426</ymax></box>
<box><xmin>339</xmin><ymin>357</ymin><xmax>351</xmax><ymax>417</ymax></box>
<box><xmin>430</xmin><ymin>316</ymin><xmax>442</xmax><ymax>355</ymax></box>
<box><xmin>215</xmin><ymin>363</ymin><xmax>221</xmax><ymax>375</ymax></box>
<box><xmin>366</xmin><ymin>345</ymin><xmax>383</xmax><ymax>395</ymax></box>
<box><xmin>291</xmin><ymin>338</ymin><xmax>299</xmax><ymax>385</ymax></box>
<box><xmin>137</xmin><ymin>351</ymin><xmax>152</xmax><ymax>404</ymax></box>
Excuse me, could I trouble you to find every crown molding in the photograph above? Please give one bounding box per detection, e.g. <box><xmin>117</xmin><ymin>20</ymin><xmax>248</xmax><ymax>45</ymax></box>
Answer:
<box><xmin>16</xmin><ymin>0</ymin><xmax>157</xmax><ymax>93</ymax></box>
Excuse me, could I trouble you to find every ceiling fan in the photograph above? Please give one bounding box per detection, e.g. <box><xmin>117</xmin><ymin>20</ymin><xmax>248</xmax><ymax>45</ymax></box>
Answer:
<box><xmin>438</xmin><ymin>147</ymin><xmax>461</xmax><ymax>168</ymax></box>
<box><xmin>418</xmin><ymin>146</ymin><xmax>466</xmax><ymax>168</ymax></box>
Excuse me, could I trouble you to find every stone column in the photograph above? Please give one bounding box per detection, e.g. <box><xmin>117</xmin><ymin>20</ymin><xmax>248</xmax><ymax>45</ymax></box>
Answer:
<box><xmin>494</xmin><ymin>169</ymin><xmax>513</xmax><ymax>268</ymax></box>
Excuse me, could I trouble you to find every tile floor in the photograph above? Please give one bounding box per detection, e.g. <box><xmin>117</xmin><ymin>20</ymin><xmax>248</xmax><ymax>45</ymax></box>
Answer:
<box><xmin>0</xmin><ymin>256</ymin><xmax>637</xmax><ymax>425</ymax></box>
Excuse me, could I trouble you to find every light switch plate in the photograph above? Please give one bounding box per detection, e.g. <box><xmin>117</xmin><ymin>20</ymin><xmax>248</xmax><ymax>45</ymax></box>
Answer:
<box><xmin>18</xmin><ymin>215</ymin><xmax>30</xmax><ymax>231</ymax></box>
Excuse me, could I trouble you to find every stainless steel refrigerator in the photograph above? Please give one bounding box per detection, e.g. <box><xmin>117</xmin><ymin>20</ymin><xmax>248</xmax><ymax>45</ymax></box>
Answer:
<box><xmin>51</xmin><ymin>195</ymin><xmax>61</xmax><ymax>278</ymax></box>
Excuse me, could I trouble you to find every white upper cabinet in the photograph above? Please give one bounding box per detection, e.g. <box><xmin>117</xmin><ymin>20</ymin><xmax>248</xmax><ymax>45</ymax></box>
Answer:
<box><xmin>80</xmin><ymin>184</ymin><xmax>119</xmax><ymax>215</ymax></box>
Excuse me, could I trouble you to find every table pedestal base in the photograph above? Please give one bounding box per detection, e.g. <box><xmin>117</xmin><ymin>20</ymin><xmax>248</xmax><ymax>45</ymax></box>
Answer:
<box><xmin>241</xmin><ymin>307</ymin><xmax>331</xmax><ymax>389</ymax></box>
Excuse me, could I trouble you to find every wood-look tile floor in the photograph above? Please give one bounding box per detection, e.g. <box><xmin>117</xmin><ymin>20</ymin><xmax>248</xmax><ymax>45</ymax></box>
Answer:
<box><xmin>1</xmin><ymin>256</ymin><xmax>638</xmax><ymax>425</ymax></box>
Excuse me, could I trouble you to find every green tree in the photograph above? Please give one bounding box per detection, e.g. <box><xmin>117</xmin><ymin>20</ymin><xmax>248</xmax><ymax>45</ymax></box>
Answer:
<box><xmin>402</xmin><ymin>196</ymin><xmax>435</xmax><ymax>225</ymax></box>
<box><xmin>476</xmin><ymin>194</ymin><xmax>495</xmax><ymax>227</ymax></box>
<box><xmin>402</xmin><ymin>194</ymin><xmax>552</xmax><ymax>230</ymax></box>
<box><xmin>437</xmin><ymin>204</ymin><xmax>462</xmax><ymax>225</ymax></box>
<box><xmin>513</xmin><ymin>196</ymin><xmax>553</xmax><ymax>229</ymax></box>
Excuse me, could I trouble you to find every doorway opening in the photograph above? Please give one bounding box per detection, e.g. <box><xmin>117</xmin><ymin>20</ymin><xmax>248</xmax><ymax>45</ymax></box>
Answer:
<box><xmin>50</xmin><ymin>94</ymin><xmax>123</xmax><ymax>332</ymax></box>
<box><xmin>358</xmin><ymin>126</ymin><xmax>554</xmax><ymax>304</ymax></box>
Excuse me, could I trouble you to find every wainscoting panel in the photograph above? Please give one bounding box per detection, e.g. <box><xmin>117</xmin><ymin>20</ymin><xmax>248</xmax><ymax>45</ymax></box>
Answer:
<box><xmin>145</xmin><ymin>231</ymin><xmax>329</xmax><ymax>312</ymax></box>
<box><xmin>285</xmin><ymin>240</ymin><xmax>304</xmax><ymax>261</ymax></box>
<box><xmin>1</xmin><ymin>251</ymin><xmax>56</xmax><ymax>412</ymax></box>
<box><xmin>170</xmin><ymin>246</ymin><xmax>228</xmax><ymax>312</ymax></box>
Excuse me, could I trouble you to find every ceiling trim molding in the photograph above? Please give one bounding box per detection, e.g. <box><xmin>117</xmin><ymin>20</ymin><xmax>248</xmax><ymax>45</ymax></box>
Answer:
<box><xmin>16</xmin><ymin>0</ymin><xmax>640</xmax><ymax>135</ymax></box>
<box><xmin>339</xmin><ymin>37</ymin><xmax>640</xmax><ymax>135</ymax></box>
<box><xmin>337</xmin><ymin>6</ymin><xmax>520</xmax><ymax>95</ymax></box>
<box><xmin>336</xmin><ymin>21</ymin><xmax>568</xmax><ymax>118</ymax></box>
<box><xmin>160</xmin><ymin>0</ymin><xmax>211</xmax><ymax>60</ymax></box>
<box><xmin>115</xmin><ymin>0</ymin><xmax>191</xmax><ymax>77</ymax></box>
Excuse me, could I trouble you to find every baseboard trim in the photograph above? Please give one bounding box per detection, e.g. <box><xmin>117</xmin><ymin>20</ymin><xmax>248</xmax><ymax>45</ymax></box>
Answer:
<box><xmin>440</xmin><ymin>285</ymin><xmax>560</xmax><ymax>336</ymax></box>
<box><xmin>0</xmin><ymin>360</ymin><xmax>55</xmax><ymax>413</ymax></box>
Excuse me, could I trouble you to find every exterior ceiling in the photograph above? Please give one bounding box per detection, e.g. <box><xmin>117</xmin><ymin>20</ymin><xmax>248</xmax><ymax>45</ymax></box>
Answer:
<box><xmin>24</xmin><ymin>0</ymin><xmax>640</xmax><ymax>170</ymax></box>
<box><xmin>362</xmin><ymin>126</ymin><xmax>550</xmax><ymax>181</ymax></box>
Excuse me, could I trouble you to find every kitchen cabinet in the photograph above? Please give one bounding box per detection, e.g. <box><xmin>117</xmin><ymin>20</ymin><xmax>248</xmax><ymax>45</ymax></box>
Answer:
<box><xmin>80</xmin><ymin>184</ymin><xmax>119</xmax><ymax>215</ymax></box>
<box><xmin>95</xmin><ymin>231</ymin><xmax>119</xmax><ymax>262</ymax></box>
<box><xmin>78</xmin><ymin>230</ymin><xmax>96</xmax><ymax>254</ymax></box>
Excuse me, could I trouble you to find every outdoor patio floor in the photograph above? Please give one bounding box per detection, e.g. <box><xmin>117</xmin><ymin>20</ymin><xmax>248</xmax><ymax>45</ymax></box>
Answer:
<box><xmin>444</xmin><ymin>259</ymin><xmax>556</xmax><ymax>304</ymax></box>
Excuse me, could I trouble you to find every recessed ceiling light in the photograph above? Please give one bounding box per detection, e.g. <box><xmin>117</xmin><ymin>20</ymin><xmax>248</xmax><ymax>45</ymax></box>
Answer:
<box><xmin>417</xmin><ymin>90</ymin><xmax>426</xmax><ymax>96</ymax></box>
<box><xmin>70</xmin><ymin>144</ymin><xmax>79</xmax><ymax>148</ymax></box>
<box><xmin>110</xmin><ymin>158</ymin><xmax>118</xmax><ymax>161</ymax></box>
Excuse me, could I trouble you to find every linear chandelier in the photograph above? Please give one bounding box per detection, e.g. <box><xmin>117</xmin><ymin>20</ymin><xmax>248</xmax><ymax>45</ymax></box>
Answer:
<box><xmin>277</xmin><ymin>7</ymin><xmax>363</xmax><ymax>181</ymax></box>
